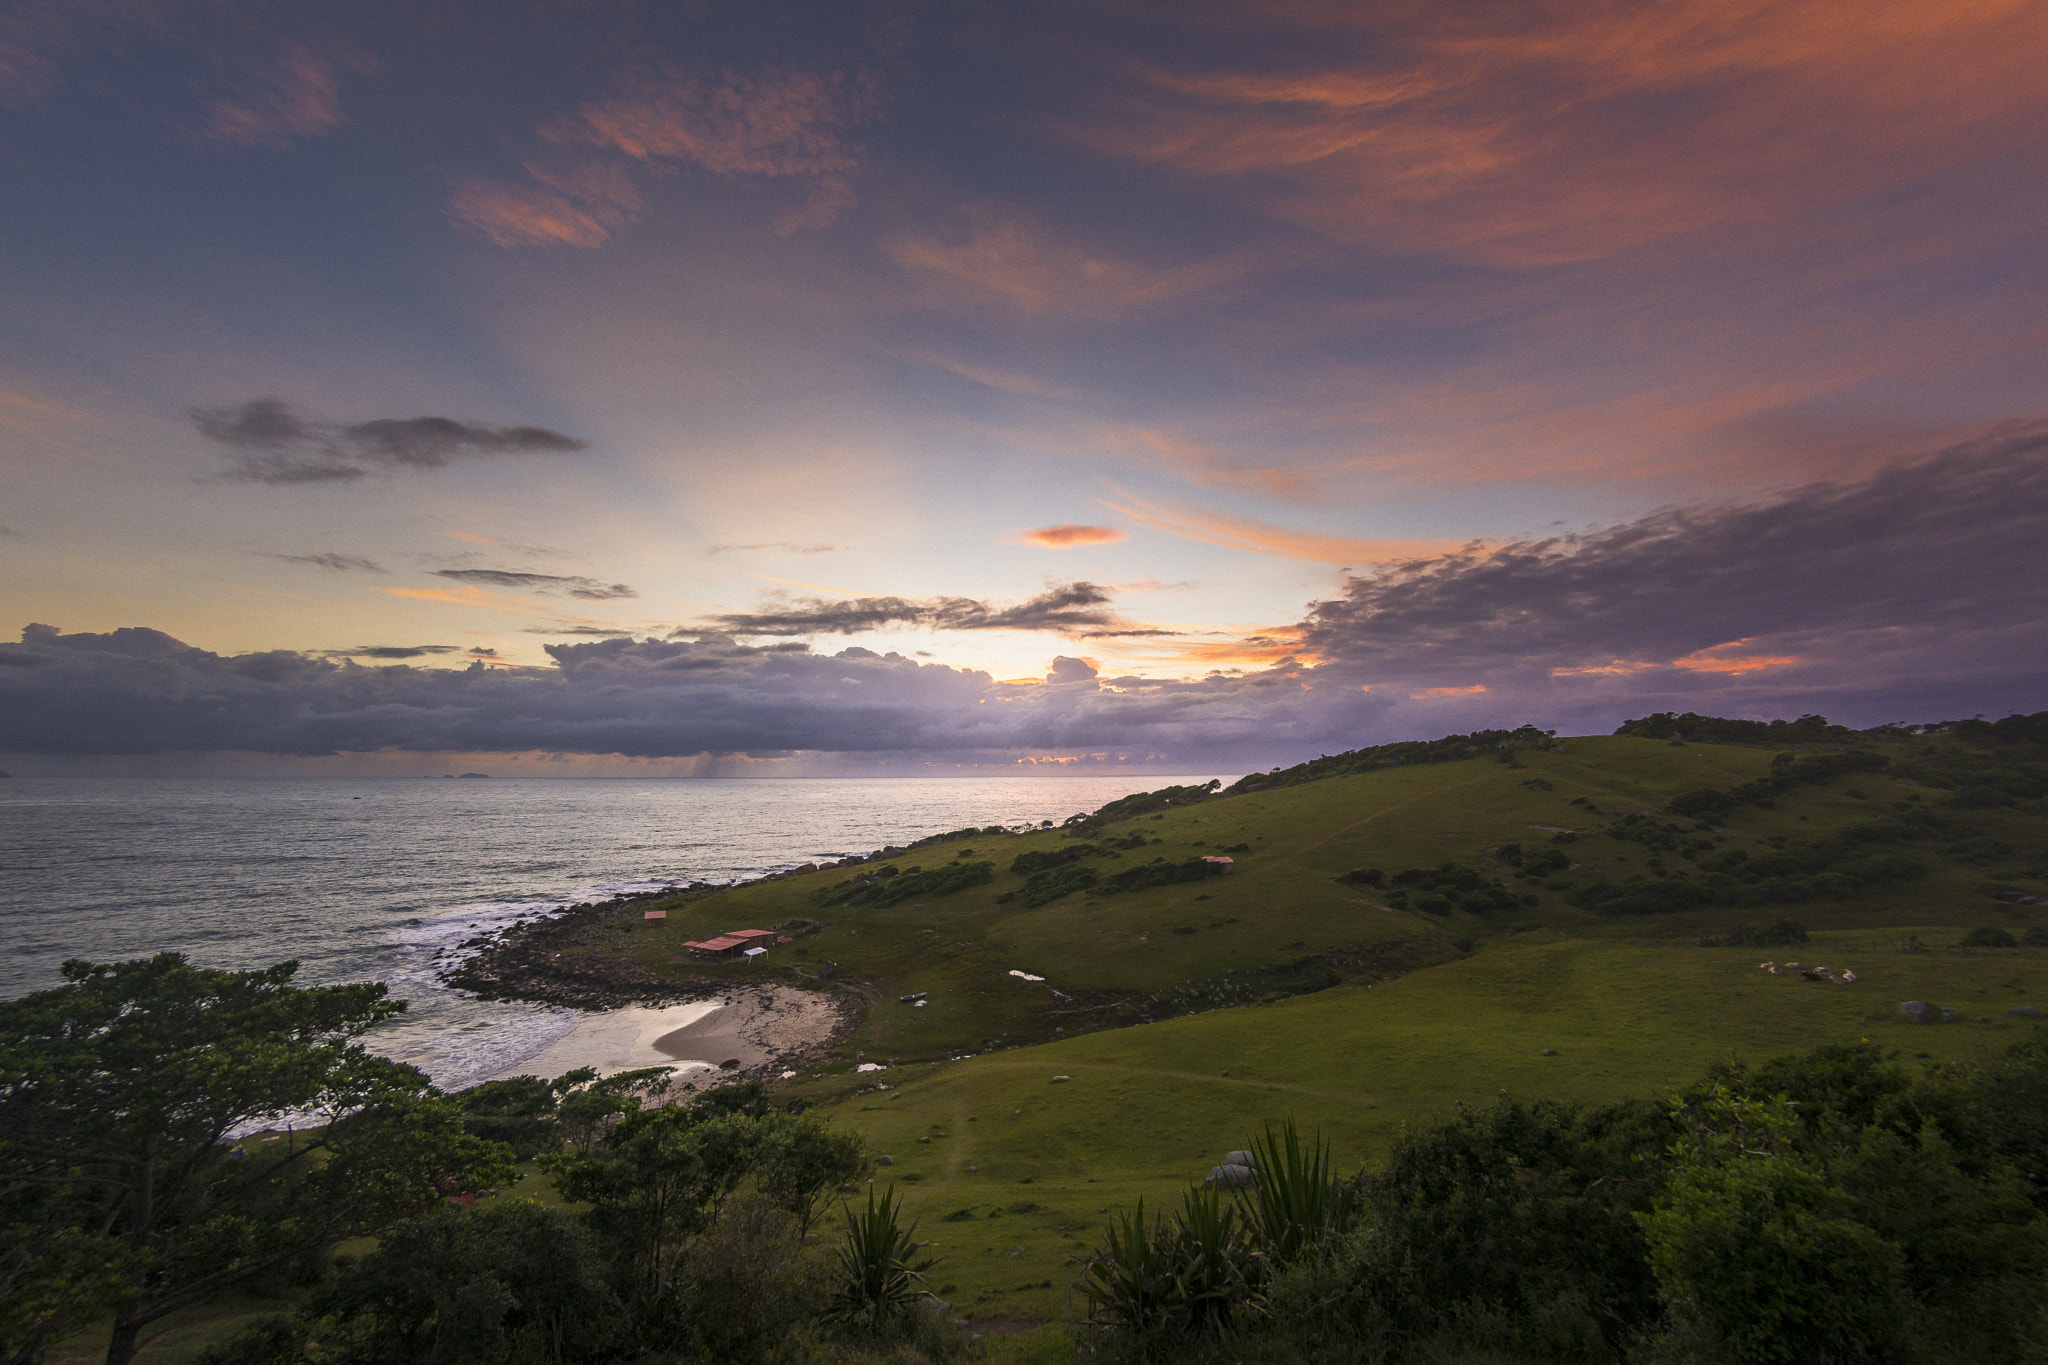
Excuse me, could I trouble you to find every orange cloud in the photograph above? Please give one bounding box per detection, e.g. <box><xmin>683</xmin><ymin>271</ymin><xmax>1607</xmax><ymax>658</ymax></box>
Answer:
<box><xmin>889</xmin><ymin>206</ymin><xmax>1260</xmax><ymax>318</ymax></box>
<box><xmin>1551</xmin><ymin>640</ymin><xmax>1801</xmax><ymax>677</ymax></box>
<box><xmin>1410</xmin><ymin>684</ymin><xmax>1488</xmax><ymax>699</ymax></box>
<box><xmin>200</xmin><ymin>45</ymin><xmax>358</xmax><ymax>149</ymax></box>
<box><xmin>1075</xmin><ymin>0</ymin><xmax>2048</xmax><ymax>266</ymax></box>
<box><xmin>1106</xmin><ymin>426</ymin><xmax>1306</xmax><ymax>497</ymax></box>
<box><xmin>1100</xmin><ymin>485</ymin><xmax>1467</xmax><ymax>564</ymax></box>
<box><xmin>1671</xmin><ymin>640</ymin><xmax>1801</xmax><ymax>674</ymax></box>
<box><xmin>448</xmin><ymin>176</ymin><xmax>626</xmax><ymax>249</ymax></box>
<box><xmin>1022</xmin><ymin>524</ymin><xmax>1126</xmax><ymax>547</ymax></box>
<box><xmin>453</xmin><ymin>64</ymin><xmax>878</xmax><ymax>247</ymax></box>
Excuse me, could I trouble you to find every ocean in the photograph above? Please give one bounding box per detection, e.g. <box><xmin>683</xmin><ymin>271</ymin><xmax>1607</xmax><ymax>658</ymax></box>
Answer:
<box><xmin>0</xmin><ymin>775</ymin><xmax>1227</xmax><ymax>1089</ymax></box>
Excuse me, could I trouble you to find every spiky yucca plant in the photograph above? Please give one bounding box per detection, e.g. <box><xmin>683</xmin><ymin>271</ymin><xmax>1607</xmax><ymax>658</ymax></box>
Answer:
<box><xmin>1244</xmin><ymin>1119</ymin><xmax>1351</xmax><ymax>1266</ymax></box>
<box><xmin>825</xmin><ymin>1186</ymin><xmax>937</xmax><ymax>1332</ymax></box>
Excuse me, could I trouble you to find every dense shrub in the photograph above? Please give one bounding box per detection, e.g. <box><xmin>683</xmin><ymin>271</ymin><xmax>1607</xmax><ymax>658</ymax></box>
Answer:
<box><xmin>1100</xmin><ymin>857</ymin><xmax>1228</xmax><ymax>894</ymax></box>
<box><xmin>1083</xmin><ymin>1041</ymin><xmax>2048</xmax><ymax>1364</ymax></box>
<box><xmin>817</xmin><ymin>860</ymin><xmax>993</xmax><ymax>909</ymax></box>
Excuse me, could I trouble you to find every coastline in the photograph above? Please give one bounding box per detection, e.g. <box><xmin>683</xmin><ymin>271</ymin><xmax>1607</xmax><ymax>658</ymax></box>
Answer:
<box><xmin>451</xmin><ymin>884</ymin><xmax>862</xmax><ymax>1086</ymax></box>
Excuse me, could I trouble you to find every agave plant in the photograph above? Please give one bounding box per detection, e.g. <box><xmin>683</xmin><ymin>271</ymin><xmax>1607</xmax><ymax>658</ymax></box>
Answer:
<box><xmin>1080</xmin><ymin>1199</ymin><xmax>1180</xmax><ymax>1335</ymax></box>
<box><xmin>1081</xmin><ymin>1186</ymin><xmax>1263</xmax><ymax>1341</ymax></box>
<box><xmin>1243</xmin><ymin>1119</ymin><xmax>1351</xmax><ymax>1266</ymax></box>
<box><xmin>825</xmin><ymin>1185</ymin><xmax>937</xmax><ymax>1331</ymax></box>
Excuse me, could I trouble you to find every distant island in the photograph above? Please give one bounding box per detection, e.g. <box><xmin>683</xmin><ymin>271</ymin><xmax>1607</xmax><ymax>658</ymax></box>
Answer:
<box><xmin>443</xmin><ymin>772</ymin><xmax>491</xmax><ymax>778</ymax></box>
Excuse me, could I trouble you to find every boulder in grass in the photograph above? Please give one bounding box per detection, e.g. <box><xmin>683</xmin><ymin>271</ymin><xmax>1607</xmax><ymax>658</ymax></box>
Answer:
<box><xmin>1206</xmin><ymin>1163</ymin><xmax>1256</xmax><ymax>1188</ymax></box>
<box><xmin>2009</xmin><ymin>1006</ymin><xmax>2041</xmax><ymax>1018</ymax></box>
<box><xmin>1221</xmin><ymin>1150</ymin><xmax>1256</xmax><ymax>1170</ymax></box>
<box><xmin>1897</xmin><ymin>1001</ymin><xmax>1938</xmax><ymax>1024</ymax></box>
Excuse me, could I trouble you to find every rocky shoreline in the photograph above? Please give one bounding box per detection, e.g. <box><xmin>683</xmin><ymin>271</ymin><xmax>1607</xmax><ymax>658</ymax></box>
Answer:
<box><xmin>440</xmin><ymin>881</ymin><xmax>865</xmax><ymax>1085</ymax></box>
<box><xmin>443</xmin><ymin>884</ymin><xmax>725</xmax><ymax>1011</ymax></box>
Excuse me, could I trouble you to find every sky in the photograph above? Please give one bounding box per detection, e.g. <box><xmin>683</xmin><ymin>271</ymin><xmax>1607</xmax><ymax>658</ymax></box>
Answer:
<box><xmin>2</xmin><ymin>0</ymin><xmax>2045</xmax><ymax>775</ymax></box>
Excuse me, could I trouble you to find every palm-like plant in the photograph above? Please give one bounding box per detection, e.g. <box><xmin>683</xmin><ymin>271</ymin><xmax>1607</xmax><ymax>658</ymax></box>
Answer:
<box><xmin>825</xmin><ymin>1186</ymin><xmax>937</xmax><ymax>1331</ymax></box>
<box><xmin>1081</xmin><ymin>1186</ymin><xmax>1262</xmax><ymax>1340</ymax></box>
<box><xmin>1243</xmin><ymin>1119</ymin><xmax>1351</xmax><ymax>1266</ymax></box>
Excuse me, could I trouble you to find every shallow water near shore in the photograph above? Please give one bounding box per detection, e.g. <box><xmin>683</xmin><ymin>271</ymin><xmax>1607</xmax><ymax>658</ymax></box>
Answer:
<box><xmin>0</xmin><ymin>774</ymin><xmax>1225</xmax><ymax>1088</ymax></box>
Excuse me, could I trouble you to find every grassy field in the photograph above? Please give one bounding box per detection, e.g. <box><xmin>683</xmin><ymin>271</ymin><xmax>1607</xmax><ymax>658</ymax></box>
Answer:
<box><xmin>62</xmin><ymin>726</ymin><xmax>2048</xmax><ymax>1359</ymax></box>
<box><xmin>565</xmin><ymin>728</ymin><xmax>2048</xmax><ymax>1328</ymax></box>
<box><xmin>805</xmin><ymin>932</ymin><xmax>2048</xmax><ymax>1325</ymax></box>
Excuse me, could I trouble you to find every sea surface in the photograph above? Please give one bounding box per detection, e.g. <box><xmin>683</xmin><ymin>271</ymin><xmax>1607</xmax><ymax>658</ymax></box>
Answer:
<box><xmin>0</xmin><ymin>775</ymin><xmax>1226</xmax><ymax>1089</ymax></box>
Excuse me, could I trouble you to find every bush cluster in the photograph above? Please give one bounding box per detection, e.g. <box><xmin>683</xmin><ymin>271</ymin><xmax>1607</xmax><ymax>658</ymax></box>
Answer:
<box><xmin>815</xmin><ymin>859</ymin><xmax>994</xmax><ymax>909</ymax></box>
<box><xmin>1082</xmin><ymin>1039</ymin><xmax>2048</xmax><ymax>1364</ymax></box>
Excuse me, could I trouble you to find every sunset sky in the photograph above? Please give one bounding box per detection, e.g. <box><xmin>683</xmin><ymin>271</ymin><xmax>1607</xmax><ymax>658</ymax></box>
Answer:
<box><xmin>3</xmin><ymin>0</ymin><xmax>2046</xmax><ymax>774</ymax></box>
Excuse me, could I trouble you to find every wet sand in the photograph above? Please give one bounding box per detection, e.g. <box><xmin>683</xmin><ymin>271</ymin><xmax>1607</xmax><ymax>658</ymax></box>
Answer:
<box><xmin>490</xmin><ymin>984</ymin><xmax>854</xmax><ymax>1084</ymax></box>
<box><xmin>497</xmin><ymin>1000</ymin><xmax>722</xmax><ymax>1080</ymax></box>
<box><xmin>654</xmin><ymin>984</ymin><xmax>852</xmax><ymax>1073</ymax></box>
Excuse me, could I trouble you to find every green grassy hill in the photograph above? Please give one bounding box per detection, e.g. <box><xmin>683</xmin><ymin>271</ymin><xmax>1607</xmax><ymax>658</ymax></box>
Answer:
<box><xmin>581</xmin><ymin>717</ymin><xmax>2048</xmax><ymax>1326</ymax></box>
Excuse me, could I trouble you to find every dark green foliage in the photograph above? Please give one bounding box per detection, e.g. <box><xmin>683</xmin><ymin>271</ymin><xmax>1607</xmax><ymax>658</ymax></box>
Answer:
<box><xmin>1963</xmin><ymin>926</ymin><xmax>2019</xmax><ymax>947</ymax></box>
<box><xmin>825</xmin><ymin>1187</ymin><xmax>935</xmax><ymax>1332</ymax></box>
<box><xmin>1306</xmin><ymin>1097</ymin><xmax>1671</xmax><ymax>1361</ymax></box>
<box><xmin>1338</xmin><ymin>867</ymin><xmax>1385</xmax><ymax>888</ymax></box>
<box><xmin>2026</xmin><ymin>925</ymin><xmax>2048</xmax><ymax>947</ymax></box>
<box><xmin>1009</xmin><ymin>843</ymin><xmax>1108</xmax><ymax>876</ymax></box>
<box><xmin>1616</xmin><ymin>712</ymin><xmax>1858</xmax><ymax>745</ymax></box>
<box><xmin>817</xmin><ymin>860</ymin><xmax>993</xmax><ymax>909</ymax></box>
<box><xmin>1066</xmin><ymin>780</ymin><xmax>1222</xmax><ymax>829</ymax></box>
<box><xmin>1003</xmin><ymin>842</ymin><xmax>1113</xmax><ymax>906</ymax></box>
<box><xmin>1100</xmin><ymin>857</ymin><xmax>1228</xmax><ymax>894</ymax></box>
<box><xmin>1575</xmin><ymin>814</ymin><xmax>1934</xmax><ymax>915</ymax></box>
<box><xmin>311</xmin><ymin>1201</ymin><xmax>621</xmax><ymax>1365</ymax></box>
<box><xmin>1661</xmin><ymin>1043</ymin><xmax>2048</xmax><ymax>1360</ymax></box>
<box><xmin>190</xmin><ymin>1315</ymin><xmax>309</xmax><ymax>1365</ymax></box>
<box><xmin>1008</xmin><ymin>865</ymin><xmax>1097</xmax><ymax>907</ymax></box>
<box><xmin>1221</xmin><ymin>726</ymin><xmax>1556</xmax><ymax>796</ymax></box>
<box><xmin>1892</xmin><ymin>710</ymin><xmax>2048</xmax><ymax>807</ymax></box>
<box><xmin>1669</xmin><ymin>787</ymin><xmax>1741</xmax><ymax>819</ymax></box>
<box><xmin>1697</xmin><ymin>919</ymin><xmax>1808</xmax><ymax>948</ymax></box>
<box><xmin>1080</xmin><ymin>1187</ymin><xmax>1262</xmax><ymax>1345</ymax></box>
<box><xmin>1380</xmin><ymin>862</ymin><xmax>1523</xmax><ymax>914</ymax></box>
<box><xmin>902</xmin><ymin>825</ymin><xmax>1008</xmax><ymax>851</ymax></box>
<box><xmin>0</xmin><ymin>955</ymin><xmax>514</xmax><ymax>1365</ymax></box>
<box><xmin>1084</xmin><ymin>1041</ymin><xmax>2048</xmax><ymax>1363</ymax></box>
<box><xmin>540</xmin><ymin>1090</ymin><xmax>869</xmax><ymax>1355</ymax></box>
<box><xmin>1243</xmin><ymin>1121</ymin><xmax>1349</xmax><ymax>1268</ymax></box>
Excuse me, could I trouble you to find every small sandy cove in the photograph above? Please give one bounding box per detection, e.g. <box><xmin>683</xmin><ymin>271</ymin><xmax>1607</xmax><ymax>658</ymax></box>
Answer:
<box><xmin>494</xmin><ymin>984</ymin><xmax>849</xmax><ymax>1082</ymax></box>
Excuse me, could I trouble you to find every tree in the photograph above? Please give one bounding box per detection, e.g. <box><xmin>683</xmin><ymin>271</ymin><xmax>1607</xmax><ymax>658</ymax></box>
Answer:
<box><xmin>0</xmin><ymin>955</ymin><xmax>513</xmax><ymax>1365</ymax></box>
<box><xmin>751</xmin><ymin>1112</ymin><xmax>871</xmax><ymax>1238</ymax></box>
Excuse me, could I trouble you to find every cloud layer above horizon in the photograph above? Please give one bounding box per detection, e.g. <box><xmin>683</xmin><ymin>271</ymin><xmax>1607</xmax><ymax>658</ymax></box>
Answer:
<box><xmin>6</xmin><ymin>436</ymin><xmax>2042</xmax><ymax>764</ymax></box>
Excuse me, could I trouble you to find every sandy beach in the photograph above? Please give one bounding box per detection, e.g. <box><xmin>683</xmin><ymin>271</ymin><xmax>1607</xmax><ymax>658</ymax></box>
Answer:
<box><xmin>652</xmin><ymin>984</ymin><xmax>850</xmax><ymax>1071</ymax></box>
<box><xmin>498</xmin><ymin>1000</ymin><xmax>722</xmax><ymax>1080</ymax></box>
<box><xmin>492</xmin><ymin>984</ymin><xmax>854</xmax><ymax>1083</ymax></box>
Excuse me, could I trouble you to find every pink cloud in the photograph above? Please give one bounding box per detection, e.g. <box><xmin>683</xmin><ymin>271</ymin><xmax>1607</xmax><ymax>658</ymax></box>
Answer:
<box><xmin>1022</xmin><ymin>524</ymin><xmax>1126</xmax><ymax>547</ymax></box>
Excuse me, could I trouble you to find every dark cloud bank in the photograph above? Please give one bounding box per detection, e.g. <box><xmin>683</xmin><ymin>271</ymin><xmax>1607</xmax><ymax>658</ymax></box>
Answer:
<box><xmin>5</xmin><ymin>437</ymin><xmax>2045</xmax><ymax>766</ymax></box>
<box><xmin>192</xmin><ymin>398</ymin><xmax>586</xmax><ymax>483</ymax></box>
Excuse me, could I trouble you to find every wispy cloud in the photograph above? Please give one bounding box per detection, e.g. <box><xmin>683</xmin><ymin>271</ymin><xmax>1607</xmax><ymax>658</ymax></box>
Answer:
<box><xmin>192</xmin><ymin>399</ymin><xmax>587</xmax><ymax>483</ymax></box>
<box><xmin>319</xmin><ymin>644</ymin><xmax>463</xmax><ymax>660</ymax></box>
<box><xmin>706</xmin><ymin>541</ymin><xmax>836</xmax><ymax>556</ymax></box>
<box><xmin>889</xmin><ymin>205</ymin><xmax>1261</xmax><ymax>319</ymax></box>
<box><xmin>451</xmin><ymin>63</ymin><xmax>882</xmax><ymax>247</ymax></box>
<box><xmin>710</xmin><ymin>581</ymin><xmax>1123</xmax><ymax>636</ymax></box>
<box><xmin>1100</xmin><ymin>486</ymin><xmax>1465</xmax><ymax>564</ymax></box>
<box><xmin>1022</xmin><ymin>524</ymin><xmax>1125</xmax><ymax>548</ymax></box>
<box><xmin>199</xmin><ymin>43</ymin><xmax>357</xmax><ymax>149</ymax></box>
<box><xmin>432</xmin><ymin>569</ymin><xmax>637</xmax><ymax>601</ymax></box>
<box><xmin>1075</xmin><ymin>0</ymin><xmax>2048</xmax><ymax>267</ymax></box>
<box><xmin>270</xmin><ymin>552</ymin><xmax>384</xmax><ymax>573</ymax></box>
<box><xmin>1104</xmin><ymin>426</ymin><xmax>1306</xmax><ymax>497</ymax></box>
